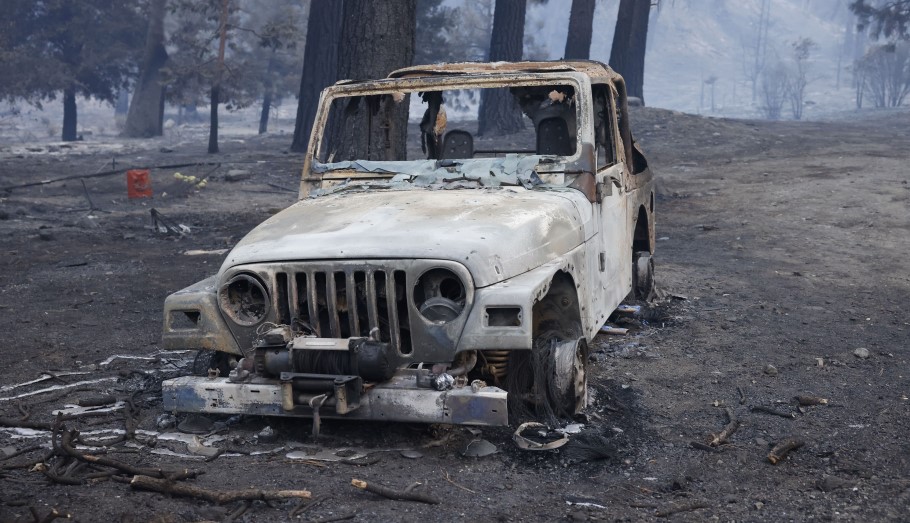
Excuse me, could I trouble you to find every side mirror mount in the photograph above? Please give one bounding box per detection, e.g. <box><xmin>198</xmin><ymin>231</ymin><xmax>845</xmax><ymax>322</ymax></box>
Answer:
<box><xmin>595</xmin><ymin>163</ymin><xmax>624</xmax><ymax>202</ymax></box>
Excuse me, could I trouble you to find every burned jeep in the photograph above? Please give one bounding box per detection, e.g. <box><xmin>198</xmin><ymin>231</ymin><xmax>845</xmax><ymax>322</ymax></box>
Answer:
<box><xmin>161</xmin><ymin>61</ymin><xmax>655</xmax><ymax>426</ymax></box>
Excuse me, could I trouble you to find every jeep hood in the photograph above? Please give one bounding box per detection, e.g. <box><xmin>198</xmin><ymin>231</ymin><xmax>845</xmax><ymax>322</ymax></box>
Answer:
<box><xmin>221</xmin><ymin>188</ymin><xmax>591</xmax><ymax>287</ymax></box>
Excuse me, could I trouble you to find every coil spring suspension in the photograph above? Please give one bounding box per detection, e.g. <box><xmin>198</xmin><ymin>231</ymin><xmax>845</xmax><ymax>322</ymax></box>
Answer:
<box><xmin>480</xmin><ymin>350</ymin><xmax>510</xmax><ymax>382</ymax></box>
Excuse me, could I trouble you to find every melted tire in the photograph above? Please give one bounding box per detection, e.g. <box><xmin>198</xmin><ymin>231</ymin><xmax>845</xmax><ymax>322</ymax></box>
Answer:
<box><xmin>633</xmin><ymin>251</ymin><xmax>655</xmax><ymax>301</ymax></box>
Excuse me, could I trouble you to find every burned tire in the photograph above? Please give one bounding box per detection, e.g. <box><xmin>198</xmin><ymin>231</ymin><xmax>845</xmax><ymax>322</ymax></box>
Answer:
<box><xmin>192</xmin><ymin>350</ymin><xmax>232</xmax><ymax>377</ymax></box>
<box><xmin>546</xmin><ymin>335</ymin><xmax>588</xmax><ymax>416</ymax></box>
<box><xmin>506</xmin><ymin>331</ymin><xmax>587</xmax><ymax>423</ymax></box>
<box><xmin>632</xmin><ymin>251</ymin><xmax>655</xmax><ymax>301</ymax></box>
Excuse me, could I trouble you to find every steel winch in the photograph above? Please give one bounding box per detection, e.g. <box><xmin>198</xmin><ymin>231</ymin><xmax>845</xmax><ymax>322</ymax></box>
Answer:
<box><xmin>235</xmin><ymin>326</ymin><xmax>398</xmax><ymax>415</ymax></box>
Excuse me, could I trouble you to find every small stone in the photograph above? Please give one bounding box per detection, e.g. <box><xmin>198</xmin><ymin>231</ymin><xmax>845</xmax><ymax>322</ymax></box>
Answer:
<box><xmin>763</xmin><ymin>364</ymin><xmax>778</xmax><ymax>376</ymax></box>
<box><xmin>38</xmin><ymin>229</ymin><xmax>54</xmax><ymax>241</ymax></box>
<box><xmin>187</xmin><ymin>436</ymin><xmax>221</xmax><ymax>458</ymax></box>
<box><xmin>0</xmin><ymin>209</ymin><xmax>9</xmax><ymax>220</ymax></box>
<box><xmin>224</xmin><ymin>169</ymin><xmax>251</xmax><ymax>182</ymax></box>
<box><xmin>156</xmin><ymin>413</ymin><xmax>176</xmax><ymax>430</ymax></box>
<box><xmin>755</xmin><ymin>437</ymin><xmax>768</xmax><ymax>447</ymax></box>
<box><xmin>256</xmin><ymin>426</ymin><xmax>277</xmax><ymax>443</ymax></box>
<box><xmin>853</xmin><ymin>347</ymin><xmax>870</xmax><ymax>359</ymax></box>
<box><xmin>463</xmin><ymin>438</ymin><xmax>497</xmax><ymax>457</ymax></box>
<box><xmin>177</xmin><ymin>413</ymin><xmax>214</xmax><ymax>434</ymax></box>
<box><xmin>754</xmin><ymin>502</ymin><xmax>764</xmax><ymax>510</ymax></box>
<box><xmin>400</xmin><ymin>449</ymin><xmax>423</xmax><ymax>459</ymax></box>
<box><xmin>1</xmin><ymin>446</ymin><xmax>17</xmax><ymax>457</ymax></box>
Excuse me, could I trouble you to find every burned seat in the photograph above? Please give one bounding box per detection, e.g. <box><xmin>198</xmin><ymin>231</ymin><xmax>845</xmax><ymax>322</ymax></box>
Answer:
<box><xmin>536</xmin><ymin>117</ymin><xmax>574</xmax><ymax>156</ymax></box>
<box><xmin>441</xmin><ymin>130</ymin><xmax>474</xmax><ymax>159</ymax></box>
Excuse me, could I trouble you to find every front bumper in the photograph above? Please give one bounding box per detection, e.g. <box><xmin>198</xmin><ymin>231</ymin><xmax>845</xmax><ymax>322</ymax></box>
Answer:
<box><xmin>162</xmin><ymin>371</ymin><xmax>508</xmax><ymax>426</ymax></box>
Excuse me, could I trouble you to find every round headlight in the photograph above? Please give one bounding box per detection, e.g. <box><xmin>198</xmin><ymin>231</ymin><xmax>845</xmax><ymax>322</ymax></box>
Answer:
<box><xmin>219</xmin><ymin>273</ymin><xmax>270</xmax><ymax>326</ymax></box>
<box><xmin>414</xmin><ymin>268</ymin><xmax>465</xmax><ymax>323</ymax></box>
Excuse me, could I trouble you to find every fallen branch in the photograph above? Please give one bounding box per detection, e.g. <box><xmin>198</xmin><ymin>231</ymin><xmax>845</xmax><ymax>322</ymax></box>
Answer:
<box><xmin>751</xmin><ymin>405</ymin><xmax>796</xmax><ymax>419</ymax></box>
<box><xmin>708</xmin><ymin>408</ymin><xmax>739</xmax><ymax>447</ymax></box>
<box><xmin>75</xmin><ymin>403</ymin><xmax>138</xmax><ymax>448</ymax></box>
<box><xmin>16</xmin><ymin>400</ymin><xmax>31</xmax><ymax>421</ymax></box>
<box><xmin>129</xmin><ymin>474</ymin><xmax>311</xmax><ymax>504</ymax></box>
<box><xmin>0</xmin><ymin>444</ymin><xmax>45</xmax><ymax>462</ymax></box>
<box><xmin>0</xmin><ymin>162</ymin><xmax>221</xmax><ymax>192</ymax></box>
<box><xmin>351</xmin><ymin>478</ymin><xmax>440</xmax><ymax>504</ymax></box>
<box><xmin>34</xmin><ymin>463</ymin><xmax>85</xmax><ymax>486</ymax></box>
<box><xmin>655</xmin><ymin>501</ymin><xmax>710</xmax><ymax>517</ymax></box>
<box><xmin>59</xmin><ymin>429</ymin><xmax>200</xmax><ymax>480</ymax></box>
<box><xmin>795</xmin><ymin>395</ymin><xmax>828</xmax><ymax>406</ymax></box>
<box><xmin>768</xmin><ymin>438</ymin><xmax>805</xmax><ymax>464</ymax></box>
<box><xmin>689</xmin><ymin>441</ymin><xmax>717</xmax><ymax>453</ymax></box>
<box><xmin>223</xmin><ymin>500</ymin><xmax>252</xmax><ymax>522</ymax></box>
<box><xmin>0</xmin><ymin>417</ymin><xmax>54</xmax><ymax>431</ymax></box>
<box><xmin>26</xmin><ymin>386</ymin><xmax>97</xmax><ymax>406</ymax></box>
<box><xmin>289</xmin><ymin>495</ymin><xmax>327</xmax><ymax>518</ymax></box>
<box><xmin>77</xmin><ymin>396</ymin><xmax>118</xmax><ymax>408</ymax></box>
<box><xmin>443</xmin><ymin>470</ymin><xmax>476</xmax><ymax>494</ymax></box>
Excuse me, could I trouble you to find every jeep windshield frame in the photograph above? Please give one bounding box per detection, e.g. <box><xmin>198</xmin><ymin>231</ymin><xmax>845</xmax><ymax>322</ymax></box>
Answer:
<box><xmin>300</xmin><ymin>72</ymin><xmax>596</xmax><ymax>199</ymax></box>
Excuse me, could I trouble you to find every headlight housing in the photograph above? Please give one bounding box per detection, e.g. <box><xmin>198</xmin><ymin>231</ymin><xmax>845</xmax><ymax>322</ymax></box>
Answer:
<box><xmin>413</xmin><ymin>268</ymin><xmax>466</xmax><ymax>323</ymax></box>
<box><xmin>218</xmin><ymin>273</ymin><xmax>270</xmax><ymax>326</ymax></box>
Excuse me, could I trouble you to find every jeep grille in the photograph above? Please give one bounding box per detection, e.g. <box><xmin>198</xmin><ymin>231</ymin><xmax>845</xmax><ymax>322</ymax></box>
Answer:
<box><xmin>274</xmin><ymin>268</ymin><xmax>412</xmax><ymax>354</ymax></box>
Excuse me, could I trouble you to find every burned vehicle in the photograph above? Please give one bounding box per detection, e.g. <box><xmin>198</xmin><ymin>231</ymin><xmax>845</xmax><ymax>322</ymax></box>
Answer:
<box><xmin>161</xmin><ymin>61</ymin><xmax>655</xmax><ymax>426</ymax></box>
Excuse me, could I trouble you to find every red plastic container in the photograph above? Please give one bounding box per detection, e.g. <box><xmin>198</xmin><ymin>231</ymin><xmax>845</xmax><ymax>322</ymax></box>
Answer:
<box><xmin>126</xmin><ymin>169</ymin><xmax>152</xmax><ymax>199</ymax></box>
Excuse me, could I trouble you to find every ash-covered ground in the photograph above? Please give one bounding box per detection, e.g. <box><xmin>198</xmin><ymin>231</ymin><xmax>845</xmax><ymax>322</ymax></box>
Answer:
<box><xmin>1</xmin><ymin>107</ymin><xmax>908</xmax><ymax>522</ymax></box>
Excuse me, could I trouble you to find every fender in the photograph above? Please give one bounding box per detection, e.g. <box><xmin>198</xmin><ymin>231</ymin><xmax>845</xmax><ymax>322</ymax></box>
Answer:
<box><xmin>456</xmin><ymin>244</ymin><xmax>592</xmax><ymax>351</ymax></box>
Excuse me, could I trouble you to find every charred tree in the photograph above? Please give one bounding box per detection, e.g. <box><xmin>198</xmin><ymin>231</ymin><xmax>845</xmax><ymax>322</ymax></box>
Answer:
<box><xmin>608</xmin><ymin>0</ymin><xmax>651</xmax><ymax>104</ymax></box>
<box><xmin>0</xmin><ymin>1</ymin><xmax>142</xmax><ymax>142</ymax></box>
<box><xmin>564</xmin><ymin>0</ymin><xmax>596</xmax><ymax>60</ymax></box>
<box><xmin>124</xmin><ymin>0</ymin><xmax>168</xmax><ymax>138</ymax></box>
<box><xmin>208</xmin><ymin>0</ymin><xmax>229</xmax><ymax>154</ymax></box>
<box><xmin>327</xmin><ymin>0</ymin><xmax>416</xmax><ymax>161</ymax></box>
<box><xmin>62</xmin><ymin>85</ymin><xmax>78</xmax><ymax>142</ymax></box>
<box><xmin>477</xmin><ymin>0</ymin><xmax>526</xmax><ymax>136</ymax></box>
<box><xmin>290</xmin><ymin>0</ymin><xmax>343</xmax><ymax>152</ymax></box>
<box><xmin>258</xmin><ymin>50</ymin><xmax>277</xmax><ymax>134</ymax></box>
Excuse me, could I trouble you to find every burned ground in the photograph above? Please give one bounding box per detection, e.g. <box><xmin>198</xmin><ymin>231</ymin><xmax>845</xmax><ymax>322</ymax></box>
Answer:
<box><xmin>1</xmin><ymin>108</ymin><xmax>908</xmax><ymax>522</ymax></box>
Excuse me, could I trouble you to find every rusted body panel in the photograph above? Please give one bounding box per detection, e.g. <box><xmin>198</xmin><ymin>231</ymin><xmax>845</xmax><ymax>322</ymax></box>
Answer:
<box><xmin>161</xmin><ymin>60</ymin><xmax>656</xmax><ymax>426</ymax></box>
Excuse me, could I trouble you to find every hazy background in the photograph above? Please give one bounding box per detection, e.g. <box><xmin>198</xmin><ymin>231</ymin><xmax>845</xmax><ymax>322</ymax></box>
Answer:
<box><xmin>0</xmin><ymin>0</ymin><xmax>884</xmax><ymax>143</ymax></box>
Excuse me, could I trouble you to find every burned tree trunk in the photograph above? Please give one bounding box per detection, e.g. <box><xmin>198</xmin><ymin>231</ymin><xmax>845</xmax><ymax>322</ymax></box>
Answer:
<box><xmin>609</xmin><ymin>0</ymin><xmax>651</xmax><ymax>104</ymax></box>
<box><xmin>290</xmin><ymin>0</ymin><xmax>342</xmax><ymax>152</ymax></box>
<box><xmin>258</xmin><ymin>90</ymin><xmax>273</xmax><ymax>135</ymax></box>
<box><xmin>259</xmin><ymin>51</ymin><xmax>277</xmax><ymax>135</ymax></box>
<box><xmin>208</xmin><ymin>0</ymin><xmax>229</xmax><ymax>154</ymax></box>
<box><xmin>208</xmin><ymin>84</ymin><xmax>220</xmax><ymax>153</ymax></box>
<box><xmin>477</xmin><ymin>0</ymin><xmax>526</xmax><ymax>136</ymax></box>
<box><xmin>564</xmin><ymin>0</ymin><xmax>595</xmax><ymax>60</ymax></box>
<box><xmin>327</xmin><ymin>0</ymin><xmax>416</xmax><ymax>161</ymax></box>
<box><xmin>62</xmin><ymin>85</ymin><xmax>77</xmax><ymax>142</ymax></box>
<box><xmin>124</xmin><ymin>0</ymin><xmax>167</xmax><ymax>138</ymax></box>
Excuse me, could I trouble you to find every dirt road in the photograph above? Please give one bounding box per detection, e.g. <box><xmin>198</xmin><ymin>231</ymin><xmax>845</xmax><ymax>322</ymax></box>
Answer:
<box><xmin>1</xmin><ymin>108</ymin><xmax>908</xmax><ymax>522</ymax></box>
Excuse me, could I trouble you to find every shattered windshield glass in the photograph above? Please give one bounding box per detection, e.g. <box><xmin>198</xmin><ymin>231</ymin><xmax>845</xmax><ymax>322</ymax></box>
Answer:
<box><xmin>311</xmin><ymin>82</ymin><xmax>584</xmax><ymax>194</ymax></box>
